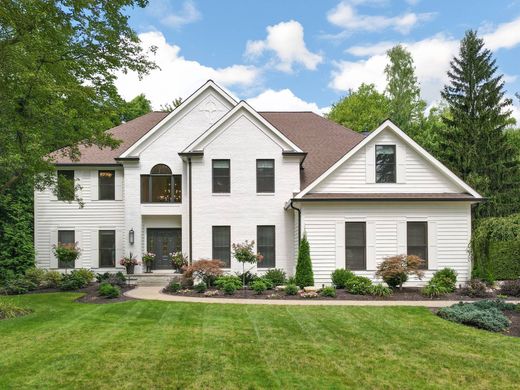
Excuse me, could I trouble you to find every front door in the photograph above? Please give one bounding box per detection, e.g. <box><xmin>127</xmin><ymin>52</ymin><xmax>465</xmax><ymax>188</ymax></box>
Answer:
<box><xmin>147</xmin><ymin>229</ymin><xmax>182</xmax><ymax>270</ymax></box>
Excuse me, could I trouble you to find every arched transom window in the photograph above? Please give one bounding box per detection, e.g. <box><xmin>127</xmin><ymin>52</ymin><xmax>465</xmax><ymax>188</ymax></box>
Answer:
<box><xmin>141</xmin><ymin>164</ymin><xmax>182</xmax><ymax>203</ymax></box>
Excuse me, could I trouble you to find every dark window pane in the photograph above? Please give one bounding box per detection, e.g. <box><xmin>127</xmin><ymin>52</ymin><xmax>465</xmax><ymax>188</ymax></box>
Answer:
<box><xmin>345</xmin><ymin>222</ymin><xmax>366</xmax><ymax>270</ymax></box>
<box><xmin>257</xmin><ymin>226</ymin><xmax>275</xmax><ymax>268</ymax></box>
<box><xmin>57</xmin><ymin>170</ymin><xmax>75</xmax><ymax>201</ymax></box>
<box><xmin>173</xmin><ymin>175</ymin><xmax>182</xmax><ymax>203</ymax></box>
<box><xmin>256</xmin><ymin>159</ymin><xmax>275</xmax><ymax>193</ymax></box>
<box><xmin>141</xmin><ymin>175</ymin><xmax>150</xmax><ymax>202</ymax></box>
<box><xmin>98</xmin><ymin>170</ymin><xmax>115</xmax><ymax>200</ymax></box>
<box><xmin>407</xmin><ymin>222</ymin><xmax>428</xmax><ymax>269</ymax></box>
<box><xmin>375</xmin><ymin>145</ymin><xmax>396</xmax><ymax>183</ymax></box>
<box><xmin>212</xmin><ymin>160</ymin><xmax>230</xmax><ymax>193</ymax></box>
<box><xmin>150</xmin><ymin>164</ymin><xmax>172</xmax><ymax>174</ymax></box>
<box><xmin>151</xmin><ymin>176</ymin><xmax>172</xmax><ymax>202</ymax></box>
<box><xmin>212</xmin><ymin>226</ymin><xmax>230</xmax><ymax>267</ymax></box>
<box><xmin>57</xmin><ymin>230</ymin><xmax>75</xmax><ymax>268</ymax></box>
<box><xmin>99</xmin><ymin>230</ymin><xmax>116</xmax><ymax>267</ymax></box>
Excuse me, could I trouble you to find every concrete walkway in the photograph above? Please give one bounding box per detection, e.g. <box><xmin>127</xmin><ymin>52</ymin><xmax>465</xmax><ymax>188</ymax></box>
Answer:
<box><xmin>124</xmin><ymin>286</ymin><xmax>520</xmax><ymax>307</ymax></box>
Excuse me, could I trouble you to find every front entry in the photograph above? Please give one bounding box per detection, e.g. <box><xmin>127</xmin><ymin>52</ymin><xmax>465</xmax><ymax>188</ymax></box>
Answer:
<box><xmin>147</xmin><ymin>228</ymin><xmax>182</xmax><ymax>270</ymax></box>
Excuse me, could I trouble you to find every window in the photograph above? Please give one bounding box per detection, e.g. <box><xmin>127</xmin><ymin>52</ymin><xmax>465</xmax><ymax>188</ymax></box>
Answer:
<box><xmin>375</xmin><ymin>145</ymin><xmax>396</xmax><ymax>183</ymax></box>
<box><xmin>98</xmin><ymin>170</ymin><xmax>115</xmax><ymax>200</ymax></box>
<box><xmin>257</xmin><ymin>226</ymin><xmax>275</xmax><ymax>268</ymax></box>
<box><xmin>256</xmin><ymin>159</ymin><xmax>275</xmax><ymax>193</ymax></box>
<box><xmin>345</xmin><ymin>222</ymin><xmax>366</xmax><ymax>270</ymax></box>
<box><xmin>99</xmin><ymin>230</ymin><xmax>116</xmax><ymax>268</ymax></box>
<box><xmin>57</xmin><ymin>230</ymin><xmax>75</xmax><ymax>268</ymax></box>
<box><xmin>407</xmin><ymin>222</ymin><xmax>428</xmax><ymax>269</ymax></box>
<box><xmin>57</xmin><ymin>170</ymin><xmax>75</xmax><ymax>201</ymax></box>
<box><xmin>212</xmin><ymin>226</ymin><xmax>230</xmax><ymax>267</ymax></box>
<box><xmin>212</xmin><ymin>160</ymin><xmax>230</xmax><ymax>193</ymax></box>
<box><xmin>140</xmin><ymin>164</ymin><xmax>181</xmax><ymax>203</ymax></box>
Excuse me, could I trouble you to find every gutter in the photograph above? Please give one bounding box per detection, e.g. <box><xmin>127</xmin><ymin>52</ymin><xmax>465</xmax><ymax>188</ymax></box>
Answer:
<box><xmin>289</xmin><ymin>200</ymin><xmax>302</xmax><ymax>245</ymax></box>
<box><xmin>291</xmin><ymin>197</ymin><xmax>485</xmax><ymax>202</ymax></box>
<box><xmin>188</xmin><ymin>157</ymin><xmax>193</xmax><ymax>264</ymax></box>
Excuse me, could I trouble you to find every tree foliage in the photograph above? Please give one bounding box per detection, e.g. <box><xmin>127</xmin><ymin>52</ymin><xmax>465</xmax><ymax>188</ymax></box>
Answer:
<box><xmin>295</xmin><ymin>234</ymin><xmax>314</xmax><ymax>288</ymax></box>
<box><xmin>327</xmin><ymin>83</ymin><xmax>390</xmax><ymax>132</ymax></box>
<box><xmin>160</xmin><ymin>97</ymin><xmax>183</xmax><ymax>112</ymax></box>
<box><xmin>440</xmin><ymin>30</ymin><xmax>520</xmax><ymax>217</ymax></box>
<box><xmin>119</xmin><ymin>94</ymin><xmax>152</xmax><ymax>123</ymax></box>
<box><xmin>0</xmin><ymin>0</ymin><xmax>156</xmax><ymax>194</ymax></box>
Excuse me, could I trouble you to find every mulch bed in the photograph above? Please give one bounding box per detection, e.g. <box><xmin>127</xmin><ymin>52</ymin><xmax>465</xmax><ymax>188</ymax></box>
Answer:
<box><xmin>165</xmin><ymin>287</ymin><xmax>499</xmax><ymax>301</ymax></box>
<box><xmin>23</xmin><ymin>283</ymin><xmax>136</xmax><ymax>304</ymax></box>
<box><xmin>503</xmin><ymin>310</ymin><xmax>520</xmax><ymax>338</ymax></box>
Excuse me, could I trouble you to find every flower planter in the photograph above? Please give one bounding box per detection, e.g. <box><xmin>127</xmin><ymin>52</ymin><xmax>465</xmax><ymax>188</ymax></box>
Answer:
<box><xmin>145</xmin><ymin>263</ymin><xmax>153</xmax><ymax>273</ymax></box>
<box><xmin>125</xmin><ymin>264</ymin><xmax>135</xmax><ymax>275</ymax></box>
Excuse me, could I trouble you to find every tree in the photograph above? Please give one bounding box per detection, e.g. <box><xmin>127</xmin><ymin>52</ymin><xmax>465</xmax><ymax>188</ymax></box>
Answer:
<box><xmin>327</xmin><ymin>84</ymin><xmax>390</xmax><ymax>132</ymax></box>
<box><xmin>120</xmin><ymin>94</ymin><xmax>152</xmax><ymax>122</ymax></box>
<box><xmin>295</xmin><ymin>234</ymin><xmax>314</xmax><ymax>288</ymax></box>
<box><xmin>440</xmin><ymin>30</ymin><xmax>520</xmax><ymax>217</ymax></box>
<box><xmin>385</xmin><ymin>45</ymin><xmax>426</xmax><ymax>136</ymax></box>
<box><xmin>0</xmin><ymin>0</ymin><xmax>156</xmax><ymax>195</ymax></box>
<box><xmin>160</xmin><ymin>97</ymin><xmax>183</xmax><ymax>112</ymax></box>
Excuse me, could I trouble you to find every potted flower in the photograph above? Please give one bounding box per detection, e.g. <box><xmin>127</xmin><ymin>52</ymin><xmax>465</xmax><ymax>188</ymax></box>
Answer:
<box><xmin>120</xmin><ymin>253</ymin><xmax>139</xmax><ymax>274</ymax></box>
<box><xmin>169</xmin><ymin>252</ymin><xmax>188</xmax><ymax>272</ymax></box>
<box><xmin>142</xmin><ymin>252</ymin><xmax>155</xmax><ymax>273</ymax></box>
<box><xmin>53</xmin><ymin>242</ymin><xmax>81</xmax><ymax>274</ymax></box>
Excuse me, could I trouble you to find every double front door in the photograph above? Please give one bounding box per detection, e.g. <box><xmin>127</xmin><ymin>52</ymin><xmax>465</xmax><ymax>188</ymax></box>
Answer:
<box><xmin>147</xmin><ymin>228</ymin><xmax>182</xmax><ymax>270</ymax></box>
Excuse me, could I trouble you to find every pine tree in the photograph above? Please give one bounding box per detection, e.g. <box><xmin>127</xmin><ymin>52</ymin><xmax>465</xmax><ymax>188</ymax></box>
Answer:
<box><xmin>440</xmin><ymin>30</ymin><xmax>520</xmax><ymax>217</ymax></box>
<box><xmin>385</xmin><ymin>45</ymin><xmax>426</xmax><ymax>136</ymax></box>
<box><xmin>295</xmin><ymin>234</ymin><xmax>314</xmax><ymax>288</ymax></box>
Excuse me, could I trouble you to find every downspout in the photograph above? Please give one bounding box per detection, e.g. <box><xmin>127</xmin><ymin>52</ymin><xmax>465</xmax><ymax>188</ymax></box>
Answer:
<box><xmin>289</xmin><ymin>200</ymin><xmax>302</xmax><ymax>245</ymax></box>
<box><xmin>188</xmin><ymin>157</ymin><xmax>193</xmax><ymax>264</ymax></box>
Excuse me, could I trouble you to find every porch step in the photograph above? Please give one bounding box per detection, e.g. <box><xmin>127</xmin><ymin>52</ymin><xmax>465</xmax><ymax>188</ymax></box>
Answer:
<box><xmin>130</xmin><ymin>273</ymin><xmax>183</xmax><ymax>287</ymax></box>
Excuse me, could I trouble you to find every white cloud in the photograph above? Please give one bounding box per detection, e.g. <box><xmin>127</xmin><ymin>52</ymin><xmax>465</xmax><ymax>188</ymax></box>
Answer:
<box><xmin>327</xmin><ymin>1</ymin><xmax>434</xmax><ymax>34</ymax></box>
<box><xmin>247</xmin><ymin>89</ymin><xmax>328</xmax><ymax>115</ymax></box>
<box><xmin>483</xmin><ymin>16</ymin><xmax>520</xmax><ymax>50</ymax></box>
<box><xmin>160</xmin><ymin>0</ymin><xmax>201</xmax><ymax>28</ymax></box>
<box><xmin>245</xmin><ymin>20</ymin><xmax>323</xmax><ymax>73</ymax></box>
<box><xmin>346</xmin><ymin>41</ymin><xmax>395</xmax><ymax>56</ymax></box>
<box><xmin>115</xmin><ymin>31</ymin><xmax>259</xmax><ymax>109</ymax></box>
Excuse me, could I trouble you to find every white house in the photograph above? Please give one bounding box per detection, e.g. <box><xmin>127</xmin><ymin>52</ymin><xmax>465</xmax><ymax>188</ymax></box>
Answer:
<box><xmin>35</xmin><ymin>80</ymin><xmax>482</xmax><ymax>286</ymax></box>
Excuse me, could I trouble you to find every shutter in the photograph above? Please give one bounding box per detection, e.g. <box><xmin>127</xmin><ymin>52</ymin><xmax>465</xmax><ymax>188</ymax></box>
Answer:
<box><xmin>115</xmin><ymin>170</ymin><xmax>123</xmax><ymax>200</ymax></box>
<box><xmin>116</xmin><ymin>229</ymin><xmax>124</xmax><ymax>267</ymax></box>
<box><xmin>397</xmin><ymin>220</ymin><xmax>406</xmax><ymax>255</ymax></box>
<box><xmin>365</xmin><ymin>144</ymin><xmax>375</xmax><ymax>183</ymax></box>
<box><xmin>75</xmin><ymin>230</ymin><xmax>83</xmax><ymax>268</ymax></box>
<box><xmin>92</xmin><ymin>229</ymin><xmax>99</xmax><ymax>268</ymax></box>
<box><xmin>50</xmin><ymin>229</ymin><xmax>58</xmax><ymax>268</ymax></box>
<box><xmin>91</xmin><ymin>170</ymin><xmax>99</xmax><ymax>201</ymax></box>
<box><xmin>396</xmin><ymin>144</ymin><xmax>406</xmax><ymax>183</ymax></box>
<box><xmin>428</xmin><ymin>221</ymin><xmax>438</xmax><ymax>270</ymax></box>
<box><xmin>335</xmin><ymin>221</ymin><xmax>345</xmax><ymax>269</ymax></box>
<box><xmin>366</xmin><ymin>221</ymin><xmax>376</xmax><ymax>270</ymax></box>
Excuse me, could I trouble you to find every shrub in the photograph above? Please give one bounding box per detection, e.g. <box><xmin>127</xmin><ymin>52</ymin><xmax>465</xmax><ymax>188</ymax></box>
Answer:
<box><xmin>96</xmin><ymin>272</ymin><xmax>110</xmax><ymax>283</ymax></box>
<box><xmin>473</xmin><ymin>299</ymin><xmax>518</xmax><ymax>312</ymax></box>
<box><xmin>182</xmin><ymin>259</ymin><xmax>224</xmax><ymax>287</ymax></box>
<box><xmin>263</xmin><ymin>269</ymin><xmax>286</xmax><ymax>287</ymax></box>
<box><xmin>437</xmin><ymin>302</ymin><xmax>511</xmax><ymax>332</ymax></box>
<box><xmin>98</xmin><ymin>282</ymin><xmax>121</xmax><ymax>298</ymax></box>
<box><xmin>285</xmin><ymin>284</ymin><xmax>299</xmax><ymax>296</ymax></box>
<box><xmin>222</xmin><ymin>281</ymin><xmax>237</xmax><ymax>295</ymax></box>
<box><xmin>251</xmin><ymin>280</ymin><xmax>267</xmax><ymax>294</ymax></box>
<box><xmin>215</xmin><ymin>275</ymin><xmax>242</xmax><ymax>290</ymax></box>
<box><xmin>430</xmin><ymin>268</ymin><xmax>457</xmax><ymax>292</ymax></box>
<box><xmin>461</xmin><ymin>279</ymin><xmax>490</xmax><ymax>298</ymax></box>
<box><xmin>235</xmin><ymin>271</ymin><xmax>258</xmax><ymax>286</ymax></box>
<box><xmin>0</xmin><ymin>277</ymin><xmax>35</xmax><ymax>295</ymax></box>
<box><xmin>422</xmin><ymin>284</ymin><xmax>450</xmax><ymax>298</ymax></box>
<box><xmin>0</xmin><ymin>300</ymin><xmax>31</xmax><ymax>319</ymax></box>
<box><xmin>500</xmin><ymin>279</ymin><xmax>520</xmax><ymax>297</ymax></box>
<box><xmin>286</xmin><ymin>276</ymin><xmax>296</xmax><ymax>285</ymax></box>
<box><xmin>194</xmin><ymin>282</ymin><xmax>207</xmax><ymax>293</ymax></box>
<box><xmin>376</xmin><ymin>254</ymin><xmax>424</xmax><ymax>289</ymax></box>
<box><xmin>42</xmin><ymin>271</ymin><xmax>62</xmax><ymax>288</ymax></box>
<box><xmin>369</xmin><ymin>284</ymin><xmax>392</xmax><ymax>297</ymax></box>
<box><xmin>24</xmin><ymin>268</ymin><xmax>46</xmax><ymax>287</ymax></box>
<box><xmin>164</xmin><ymin>281</ymin><xmax>182</xmax><ymax>293</ymax></box>
<box><xmin>321</xmin><ymin>286</ymin><xmax>336</xmax><ymax>297</ymax></box>
<box><xmin>59</xmin><ymin>271</ymin><xmax>90</xmax><ymax>291</ymax></box>
<box><xmin>295</xmin><ymin>234</ymin><xmax>314</xmax><ymax>288</ymax></box>
<box><xmin>331</xmin><ymin>269</ymin><xmax>355</xmax><ymax>289</ymax></box>
<box><xmin>72</xmin><ymin>269</ymin><xmax>94</xmax><ymax>285</ymax></box>
<box><xmin>259</xmin><ymin>277</ymin><xmax>273</xmax><ymax>290</ymax></box>
<box><xmin>345</xmin><ymin>276</ymin><xmax>373</xmax><ymax>295</ymax></box>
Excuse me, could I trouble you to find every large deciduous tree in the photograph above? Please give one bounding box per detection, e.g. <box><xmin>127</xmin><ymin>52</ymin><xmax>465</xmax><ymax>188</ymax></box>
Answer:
<box><xmin>440</xmin><ymin>30</ymin><xmax>520</xmax><ymax>217</ymax></box>
<box><xmin>327</xmin><ymin>83</ymin><xmax>390</xmax><ymax>132</ymax></box>
<box><xmin>119</xmin><ymin>94</ymin><xmax>153</xmax><ymax>123</ymax></box>
<box><xmin>0</xmin><ymin>0</ymin><xmax>156</xmax><ymax>194</ymax></box>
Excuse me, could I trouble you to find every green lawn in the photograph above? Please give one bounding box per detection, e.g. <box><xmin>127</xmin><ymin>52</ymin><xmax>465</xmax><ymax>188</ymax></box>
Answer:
<box><xmin>0</xmin><ymin>294</ymin><xmax>519</xmax><ymax>389</ymax></box>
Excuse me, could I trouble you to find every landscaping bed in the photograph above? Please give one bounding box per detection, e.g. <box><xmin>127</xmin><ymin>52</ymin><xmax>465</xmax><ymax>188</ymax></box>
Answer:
<box><xmin>74</xmin><ymin>283</ymin><xmax>136</xmax><ymax>304</ymax></box>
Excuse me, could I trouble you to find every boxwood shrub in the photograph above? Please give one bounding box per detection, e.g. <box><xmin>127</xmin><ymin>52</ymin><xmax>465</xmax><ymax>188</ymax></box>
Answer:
<box><xmin>331</xmin><ymin>269</ymin><xmax>355</xmax><ymax>289</ymax></box>
<box><xmin>345</xmin><ymin>276</ymin><xmax>372</xmax><ymax>295</ymax></box>
<box><xmin>98</xmin><ymin>282</ymin><xmax>121</xmax><ymax>298</ymax></box>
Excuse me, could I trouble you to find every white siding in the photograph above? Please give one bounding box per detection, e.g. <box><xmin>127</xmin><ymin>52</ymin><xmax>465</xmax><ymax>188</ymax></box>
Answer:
<box><xmin>300</xmin><ymin>201</ymin><xmax>472</xmax><ymax>286</ymax></box>
<box><xmin>314</xmin><ymin>129</ymin><xmax>462</xmax><ymax>193</ymax></box>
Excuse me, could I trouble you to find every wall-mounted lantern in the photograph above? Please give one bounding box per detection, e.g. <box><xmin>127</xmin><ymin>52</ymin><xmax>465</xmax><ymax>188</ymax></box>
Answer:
<box><xmin>129</xmin><ymin>228</ymin><xmax>135</xmax><ymax>245</ymax></box>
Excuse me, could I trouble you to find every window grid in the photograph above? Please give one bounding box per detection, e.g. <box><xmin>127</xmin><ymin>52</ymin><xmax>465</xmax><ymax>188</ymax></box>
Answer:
<box><xmin>212</xmin><ymin>226</ymin><xmax>231</xmax><ymax>268</ymax></box>
<box><xmin>256</xmin><ymin>159</ymin><xmax>275</xmax><ymax>193</ymax></box>
<box><xmin>257</xmin><ymin>225</ymin><xmax>275</xmax><ymax>268</ymax></box>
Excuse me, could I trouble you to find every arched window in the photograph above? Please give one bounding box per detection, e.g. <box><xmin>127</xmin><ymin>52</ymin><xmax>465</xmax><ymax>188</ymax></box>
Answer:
<box><xmin>141</xmin><ymin>164</ymin><xmax>182</xmax><ymax>203</ymax></box>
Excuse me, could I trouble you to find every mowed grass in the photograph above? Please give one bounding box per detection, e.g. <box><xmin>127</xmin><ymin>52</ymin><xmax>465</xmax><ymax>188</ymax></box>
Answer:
<box><xmin>0</xmin><ymin>294</ymin><xmax>519</xmax><ymax>389</ymax></box>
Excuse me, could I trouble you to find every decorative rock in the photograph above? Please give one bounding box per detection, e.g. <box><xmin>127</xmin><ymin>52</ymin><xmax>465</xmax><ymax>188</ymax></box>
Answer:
<box><xmin>303</xmin><ymin>286</ymin><xmax>318</xmax><ymax>292</ymax></box>
<box><xmin>275</xmin><ymin>285</ymin><xmax>286</xmax><ymax>291</ymax></box>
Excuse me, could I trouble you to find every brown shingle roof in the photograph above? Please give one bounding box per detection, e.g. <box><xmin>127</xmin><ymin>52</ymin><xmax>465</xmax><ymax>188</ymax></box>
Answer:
<box><xmin>52</xmin><ymin>111</ymin><xmax>169</xmax><ymax>164</ymax></box>
<box><xmin>259</xmin><ymin>112</ymin><xmax>364</xmax><ymax>188</ymax></box>
<box><xmin>301</xmin><ymin>193</ymin><xmax>480</xmax><ymax>201</ymax></box>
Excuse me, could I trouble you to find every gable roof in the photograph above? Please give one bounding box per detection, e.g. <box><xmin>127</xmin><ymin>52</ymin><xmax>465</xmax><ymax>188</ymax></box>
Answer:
<box><xmin>181</xmin><ymin>101</ymin><xmax>304</xmax><ymax>154</ymax></box>
<box><xmin>294</xmin><ymin>119</ymin><xmax>482</xmax><ymax>199</ymax></box>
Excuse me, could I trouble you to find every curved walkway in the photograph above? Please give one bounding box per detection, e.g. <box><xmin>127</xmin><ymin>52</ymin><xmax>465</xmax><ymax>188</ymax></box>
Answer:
<box><xmin>125</xmin><ymin>286</ymin><xmax>520</xmax><ymax>307</ymax></box>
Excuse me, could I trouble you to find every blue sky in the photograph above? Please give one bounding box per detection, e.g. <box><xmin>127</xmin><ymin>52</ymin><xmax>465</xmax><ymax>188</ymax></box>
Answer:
<box><xmin>116</xmin><ymin>0</ymin><xmax>520</xmax><ymax>120</ymax></box>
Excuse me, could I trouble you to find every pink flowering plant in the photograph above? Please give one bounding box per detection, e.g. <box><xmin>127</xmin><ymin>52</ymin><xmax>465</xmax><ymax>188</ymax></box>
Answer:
<box><xmin>119</xmin><ymin>254</ymin><xmax>139</xmax><ymax>267</ymax></box>
<box><xmin>52</xmin><ymin>242</ymin><xmax>81</xmax><ymax>272</ymax></box>
<box><xmin>169</xmin><ymin>252</ymin><xmax>188</xmax><ymax>271</ymax></box>
<box><xmin>142</xmin><ymin>252</ymin><xmax>156</xmax><ymax>264</ymax></box>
